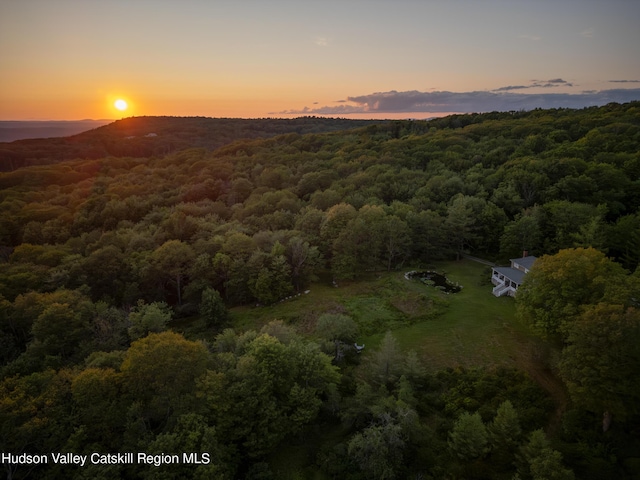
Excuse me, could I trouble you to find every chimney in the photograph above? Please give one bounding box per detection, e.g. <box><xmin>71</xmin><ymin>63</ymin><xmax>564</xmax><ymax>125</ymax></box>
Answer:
<box><xmin>523</xmin><ymin>250</ymin><xmax>528</xmax><ymax>258</ymax></box>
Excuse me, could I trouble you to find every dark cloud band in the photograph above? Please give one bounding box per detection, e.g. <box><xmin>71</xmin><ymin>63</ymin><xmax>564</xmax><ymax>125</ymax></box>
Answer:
<box><xmin>279</xmin><ymin>88</ymin><xmax>640</xmax><ymax>115</ymax></box>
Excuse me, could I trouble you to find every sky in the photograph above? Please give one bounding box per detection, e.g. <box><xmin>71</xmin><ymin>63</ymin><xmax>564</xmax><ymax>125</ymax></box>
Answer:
<box><xmin>1</xmin><ymin>0</ymin><xmax>639</xmax><ymax>120</ymax></box>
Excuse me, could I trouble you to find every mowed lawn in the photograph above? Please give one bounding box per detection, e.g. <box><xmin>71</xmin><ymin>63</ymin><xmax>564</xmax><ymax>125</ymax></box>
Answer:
<box><xmin>230</xmin><ymin>259</ymin><xmax>546</xmax><ymax>372</ymax></box>
<box><xmin>361</xmin><ymin>260</ymin><xmax>547</xmax><ymax>371</ymax></box>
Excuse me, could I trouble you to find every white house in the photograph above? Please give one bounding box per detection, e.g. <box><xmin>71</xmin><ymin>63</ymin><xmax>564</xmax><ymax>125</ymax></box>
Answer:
<box><xmin>491</xmin><ymin>255</ymin><xmax>537</xmax><ymax>297</ymax></box>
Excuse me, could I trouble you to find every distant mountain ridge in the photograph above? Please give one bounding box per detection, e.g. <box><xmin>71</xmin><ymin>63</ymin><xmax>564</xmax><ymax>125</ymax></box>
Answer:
<box><xmin>0</xmin><ymin>116</ymin><xmax>382</xmax><ymax>171</ymax></box>
<box><xmin>0</xmin><ymin>120</ymin><xmax>113</xmax><ymax>142</ymax></box>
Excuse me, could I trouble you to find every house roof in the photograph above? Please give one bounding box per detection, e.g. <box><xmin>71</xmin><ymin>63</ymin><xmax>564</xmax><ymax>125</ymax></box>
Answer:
<box><xmin>493</xmin><ymin>266</ymin><xmax>527</xmax><ymax>285</ymax></box>
<box><xmin>510</xmin><ymin>255</ymin><xmax>537</xmax><ymax>270</ymax></box>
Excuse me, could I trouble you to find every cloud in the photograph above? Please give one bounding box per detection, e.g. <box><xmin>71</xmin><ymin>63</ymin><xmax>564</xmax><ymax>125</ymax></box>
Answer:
<box><xmin>494</xmin><ymin>79</ymin><xmax>573</xmax><ymax>91</ymax></box>
<box><xmin>314</xmin><ymin>37</ymin><xmax>329</xmax><ymax>47</ymax></box>
<box><xmin>580</xmin><ymin>28</ymin><xmax>594</xmax><ymax>38</ymax></box>
<box><xmin>610</xmin><ymin>79</ymin><xmax>640</xmax><ymax>83</ymax></box>
<box><xmin>278</xmin><ymin>88</ymin><xmax>640</xmax><ymax>115</ymax></box>
<box><xmin>546</xmin><ymin>78</ymin><xmax>569</xmax><ymax>84</ymax></box>
<box><xmin>519</xmin><ymin>34</ymin><xmax>541</xmax><ymax>41</ymax></box>
<box><xmin>494</xmin><ymin>85</ymin><xmax>531</xmax><ymax>92</ymax></box>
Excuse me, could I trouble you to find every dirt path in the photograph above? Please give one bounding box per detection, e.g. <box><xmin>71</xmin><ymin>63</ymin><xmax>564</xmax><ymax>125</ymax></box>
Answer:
<box><xmin>460</xmin><ymin>253</ymin><xmax>497</xmax><ymax>267</ymax></box>
<box><xmin>508</xmin><ymin>329</ymin><xmax>569</xmax><ymax>434</ymax></box>
<box><xmin>525</xmin><ymin>363</ymin><xmax>569</xmax><ymax>434</ymax></box>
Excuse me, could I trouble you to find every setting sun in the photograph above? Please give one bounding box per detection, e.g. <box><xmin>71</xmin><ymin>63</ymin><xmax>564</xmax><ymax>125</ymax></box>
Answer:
<box><xmin>114</xmin><ymin>99</ymin><xmax>128</xmax><ymax>111</ymax></box>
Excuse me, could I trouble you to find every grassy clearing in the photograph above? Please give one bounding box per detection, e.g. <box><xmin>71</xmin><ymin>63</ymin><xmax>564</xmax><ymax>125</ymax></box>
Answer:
<box><xmin>361</xmin><ymin>261</ymin><xmax>548</xmax><ymax>372</ymax></box>
<box><xmin>229</xmin><ymin>260</ymin><xmax>548</xmax><ymax>373</ymax></box>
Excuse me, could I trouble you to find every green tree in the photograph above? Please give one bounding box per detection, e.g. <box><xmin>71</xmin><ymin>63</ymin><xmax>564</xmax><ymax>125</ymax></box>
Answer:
<box><xmin>488</xmin><ymin>400</ymin><xmax>522</xmax><ymax>467</ymax></box>
<box><xmin>149</xmin><ymin>240</ymin><xmax>196</xmax><ymax>305</ymax></box>
<box><xmin>91</xmin><ymin>301</ymin><xmax>128</xmax><ymax>351</ymax></box>
<box><xmin>250</xmin><ymin>245</ymin><xmax>293</xmax><ymax>305</ymax></box>
<box><xmin>223</xmin><ymin>334</ymin><xmax>339</xmax><ymax>458</ymax></box>
<box><xmin>366</xmin><ymin>331</ymin><xmax>403</xmax><ymax>387</ymax></box>
<box><xmin>477</xmin><ymin>201</ymin><xmax>508</xmax><ymax>254</ymax></box>
<box><xmin>607</xmin><ymin>213</ymin><xmax>640</xmax><ymax>271</ymax></box>
<box><xmin>540</xmin><ymin>201</ymin><xmax>605</xmax><ymax>252</ymax></box>
<box><xmin>320</xmin><ymin>202</ymin><xmax>357</xmax><ymax>258</ymax></box>
<box><xmin>260</xmin><ymin>319</ymin><xmax>299</xmax><ymax>345</ymax></box>
<box><xmin>315</xmin><ymin>313</ymin><xmax>359</xmax><ymax>343</ymax></box>
<box><xmin>285</xmin><ymin>236</ymin><xmax>322</xmax><ymax>292</ymax></box>
<box><xmin>516</xmin><ymin>429</ymin><xmax>574</xmax><ymax>480</ymax></box>
<box><xmin>331</xmin><ymin>211</ymin><xmax>382</xmax><ymax>279</ymax></box>
<box><xmin>127</xmin><ymin>300</ymin><xmax>172</xmax><ymax>341</ymax></box>
<box><xmin>293</xmin><ymin>206</ymin><xmax>325</xmax><ymax>246</ymax></box>
<box><xmin>446</xmin><ymin>195</ymin><xmax>480</xmax><ymax>260</ymax></box>
<box><xmin>406</xmin><ymin>209</ymin><xmax>447</xmax><ymax>262</ymax></box>
<box><xmin>80</xmin><ymin>245</ymin><xmax>130</xmax><ymax>303</ymax></box>
<box><xmin>9</xmin><ymin>289</ymin><xmax>92</xmax><ymax>358</ymax></box>
<box><xmin>380</xmin><ymin>215</ymin><xmax>412</xmax><ymax>271</ymax></box>
<box><xmin>30</xmin><ymin>301</ymin><xmax>93</xmax><ymax>364</ymax></box>
<box><xmin>347</xmin><ymin>422</ymin><xmax>405</xmax><ymax>480</ymax></box>
<box><xmin>200</xmin><ymin>288</ymin><xmax>228</xmax><ymax>328</ymax></box>
<box><xmin>500</xmin><ymin>209</ymin><xmax>542</xmax><ymax>258</ymax></box>
<box><xmin>143</xmin><ymin>413</ymin><xmax>231</xmax><ymax>480</ymax></box>
<box><xmin>315</xmin><ymin>313</ymin><xmax>359</xmax><ymax>361</ymax></box>
<box><xmin>448</xmin><ymin>411</ymin><xmax>490</xmax><ymax>461</ymax></box>
<box><xmin>558</xmin><ymin>303</ymin><xmax>640</xmax><ymax>421</ymax></box>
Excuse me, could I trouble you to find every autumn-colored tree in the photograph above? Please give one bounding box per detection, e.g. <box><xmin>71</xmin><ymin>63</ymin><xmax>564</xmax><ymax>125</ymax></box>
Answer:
<box><xmin>71</xmin><ymin>367</ymin><xmax>125</xmax><ymax>449</ymax></box>
<box><xmin>517</xmin><ymin>247</ymin><xmax>630</xmax><ymax>338</ymax></box>
<box><xmin>120</xmin><ymin>331</ymin><xmax>211</xmax><ymax>425</ymax></box>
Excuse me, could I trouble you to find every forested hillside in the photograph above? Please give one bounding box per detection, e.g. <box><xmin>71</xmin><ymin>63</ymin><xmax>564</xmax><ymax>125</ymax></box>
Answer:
<box><xmin>1</xmin><ymin>103</ymin><xmax>639</xmax><ymax>479</ymax></box>
<box><xmin>0</xmin><ymin>116</ymin><xmax>380</xmax><ymax>171</ymax></box>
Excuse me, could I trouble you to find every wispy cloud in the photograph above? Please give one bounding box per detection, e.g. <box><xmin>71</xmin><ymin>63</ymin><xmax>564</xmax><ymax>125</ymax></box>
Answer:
<box><xmin>493</xmin><ymin>85</ymin><xmax>530</xmax><ymax>92</ymax></box>
<box><xmin>519</xmin><ymin>34</ymin><xmax>541</xmax><ymax>41</ymax></box>
<box><xmin>278</xmin><ymin>88</ymin><xmax>640</xmax><ymax>116</ymax></box>
<box><xmin>610</xmin><ymin>79</ymin><xmax>640</xmax><ymax>83</ymax></box>
<box><xmin>494</xmin><ymin>78</ymin><xmax>573</xmax><ymax>92</ymax></box>
<box><xmin>580</xmin><ymin>28</ymin><xmax>594</xmax><ymax>38</ymax></box>
<box><xmin>314</xmin><ymin>37</ymin><xmax>329</xmax><ymax>47</ymax></box>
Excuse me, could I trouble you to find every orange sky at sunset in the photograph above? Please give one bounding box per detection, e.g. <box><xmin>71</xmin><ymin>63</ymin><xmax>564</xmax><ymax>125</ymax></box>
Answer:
<box><xmin>1</xmin><ymin>0</ymin><xmax>639</xmax><ymax>120</ymax></box>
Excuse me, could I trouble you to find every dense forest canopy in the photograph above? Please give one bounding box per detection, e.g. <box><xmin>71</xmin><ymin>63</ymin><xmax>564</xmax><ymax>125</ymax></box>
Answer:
<box><xmin>1</xmin><ymin>103</ymin><xmax>640</xmax><ymax>479</ymax></box>
<box><xmin>0</xmin><ymin>116</ymin><xmax>382</xmax><ymax>172</ymax></box>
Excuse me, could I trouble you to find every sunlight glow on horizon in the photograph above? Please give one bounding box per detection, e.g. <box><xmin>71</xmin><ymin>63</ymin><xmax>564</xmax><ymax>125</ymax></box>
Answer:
<box><xmin>1</xmin><ymin>0</ymin><xmax>639</xmax><ymax>120</ymax></box>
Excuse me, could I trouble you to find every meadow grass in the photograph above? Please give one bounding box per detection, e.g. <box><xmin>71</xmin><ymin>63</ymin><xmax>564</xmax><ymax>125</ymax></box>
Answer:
<box><xmin>229</xmin><ymin>259</ymin><xmax>547</xmax><ymax>372</ymax></box>
<box><xmin>360</xmin><ymin>260</ymin><xmax>547</xmax><ymax>371</ymax></box>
